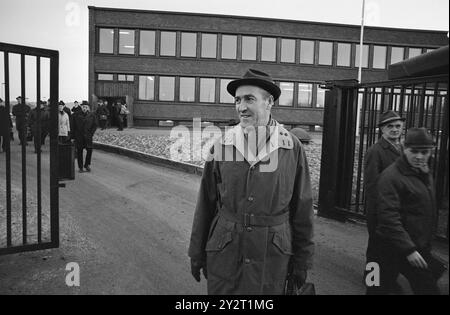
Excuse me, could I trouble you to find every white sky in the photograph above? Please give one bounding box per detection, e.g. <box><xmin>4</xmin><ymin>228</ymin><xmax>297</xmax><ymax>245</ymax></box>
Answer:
<box><xmin>0</xmin><ymin>0</ymin><xmax>449</xmax><ymax>101</ymax></box>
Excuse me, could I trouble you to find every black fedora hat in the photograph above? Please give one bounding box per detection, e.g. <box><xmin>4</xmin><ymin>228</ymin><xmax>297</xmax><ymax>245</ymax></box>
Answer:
<box><xmin>81</xmin><ymin>100</ymin><xmax>90</xmax><ymax>106</ymax></box>
<box><xmin>227</xmin><ymin>69</ymin><xmax>281</xmax><ymax>101</ymax></box>
<box><xmin>378</xmin><ymin>110</ymin><xmax>405</xmax><ymax>127</ymax></box>
<box><xmin>58</xmin><ymin>100</ymin><xmax>65</xmax><ymax>105</ymax></box>
<box><xmin>404</xmin><ymin>127</ymin><xmax>435</xmax><ymax>149</ymax></box>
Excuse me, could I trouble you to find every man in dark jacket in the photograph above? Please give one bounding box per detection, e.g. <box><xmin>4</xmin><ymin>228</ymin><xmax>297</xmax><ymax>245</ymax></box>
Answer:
<box><xmin>0</xmin><ymin>98</ymin><xmax>11</xmax><ymax>153</ymax></box>
<box><xmin>374</xmin><ymin>128</ymin><xmax>440</xmax><ymax>295</ymax></box>
<box><xmin>188</xmin><ymin>69</ymin><xmax>314</xmax><ymax>295</ymax></box>
<box><xmin>73</xmin><ymin>102</ymin><xmax>97</xmax><ymax>172</ymax></box>
<box><xmin>364</xmin><ymin>110</ymin><xmax>405</xmax><ymax>293</ymax></box>
<box><xmin>12</xmin><ymin>96</ymin><xmax>31</xmax><ymax>145</ymax></box>
<box><xmin>28</xmin><ymin>101</ymin><xmax>50</xmax><ymax>153</ymax></box>
<box><xmin>96</xmin><ymin>99</ymin><xmax>110</xmax><ymax>130</ymax></box>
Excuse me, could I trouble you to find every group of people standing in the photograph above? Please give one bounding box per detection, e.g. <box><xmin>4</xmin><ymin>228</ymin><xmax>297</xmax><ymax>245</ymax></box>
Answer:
<box><xmin>95</xmin><ymin>99</ymin><xmax>129</xmax><ymax>131</ymax></box>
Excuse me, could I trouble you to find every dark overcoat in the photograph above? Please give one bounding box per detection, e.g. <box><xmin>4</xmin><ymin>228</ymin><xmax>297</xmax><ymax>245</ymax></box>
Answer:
<box><xmin>188</xmin><ymin>123</ymin><xmax>314</xmax><ymax>295</ymax></box>
<box><xmin>73</xmin><ymin>111</ymin><xmax>97</xmax><ymax>148</ymax></box>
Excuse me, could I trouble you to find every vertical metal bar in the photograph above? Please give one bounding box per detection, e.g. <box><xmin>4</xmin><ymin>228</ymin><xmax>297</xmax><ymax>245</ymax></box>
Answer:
<box><xmin>36</xmin><ymin>57</ymin><xmax>42</xmax><ymax>243</ymax></box>
<box><xmin>418</xmin><ymin>84</ymin><xmax>426</xmax><ymax>127</ymax></box>
<box><xmin>4</xmin><ymin>52</ymin><xmax>12</xmax><ymax>247</ymax></box>
<box><xmin>408</xmin><ymin>84</ymin><xmax>416</xmax><ymax>127</ymax></box>
<box><xmin>399</xmin><ymin>86</ymin><xmax>406</xmax><ymax>119</ymax></box>
<box><xmin>355</xmin><ymin>88</ymin><xmax>368</xmax><ymax>214</ymax></box>
<box><xmin>370</xmin><ymin>88</ymin><xmax>377</xmax><ymax>145</ymax></box>
<box><xmin>388</xmin><ymin>87</ymin><xmax>394</xmax><ymax>111</ymax></box>
<box><xmin>20</xmin><ymin>53</ymin><xmax>27</xmax><ymax>245</ymax></box>
<box><xmin>49</xmin><ymin>53</ymin><xmax>59</xmax><ymax>247</ymax></box>
<box><xmin>380</xmin><ymin>87</ymin><xmax>386</xmax><ymax>113</ymax></box>
<box><xmin>431</xmin><ymin>82</ymin><xmax>439</xmax><ymax>132</ymax></box>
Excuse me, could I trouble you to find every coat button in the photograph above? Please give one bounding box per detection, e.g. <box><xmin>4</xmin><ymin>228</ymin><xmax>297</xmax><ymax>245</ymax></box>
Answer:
<box><xmin>244</xmin><ymin>258</ymin><xmax>251</xmax><ymax>264</ymax></box>
<box><xmin>248</xmin><ymin>196</ymin><xmax>254</xmax><ymax>202</ymax></box>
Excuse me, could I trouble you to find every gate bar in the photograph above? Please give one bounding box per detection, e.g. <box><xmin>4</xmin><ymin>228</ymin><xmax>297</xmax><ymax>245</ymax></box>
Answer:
<box><xmin>20</xmin><ymin>53</ymin><xmax>27</xmax><ymax>245</ymax></box>
<box><xmin>4</xmin><ymin>52</ymin><xmax>12</xmax><ymax>247</ymax></box>
<box><xmin>36</xmin><ymin>57</ymin><xmax>42</xmax><ymax>243</ymax></box>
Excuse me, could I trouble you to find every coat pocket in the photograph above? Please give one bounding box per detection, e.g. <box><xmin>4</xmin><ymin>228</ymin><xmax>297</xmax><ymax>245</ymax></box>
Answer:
<box><xmin>205</xmin><ymin>224</ymin><xmax>236</xmax><ymax>279</ymax></box>
<box><xmin>272</xmin><ymin>230</ymin><xmax>293</xmax><ymax>255</ymax></box>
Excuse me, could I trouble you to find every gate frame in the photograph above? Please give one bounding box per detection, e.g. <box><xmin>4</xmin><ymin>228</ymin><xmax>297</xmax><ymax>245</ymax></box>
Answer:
<box><xmin>0</xmin><ymin>42</ymin><xmax>60</xmax><ymax>255</ymax></box>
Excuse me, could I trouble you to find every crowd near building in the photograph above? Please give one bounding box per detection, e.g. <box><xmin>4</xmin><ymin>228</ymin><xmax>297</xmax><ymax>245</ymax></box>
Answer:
<box><xmin>88</xmin><ymin>6</ymin><xmax>448</xmax><ymax>130</ymax></box>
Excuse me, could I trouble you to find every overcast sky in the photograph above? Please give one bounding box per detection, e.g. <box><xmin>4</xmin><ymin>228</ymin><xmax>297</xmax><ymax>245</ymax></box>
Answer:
<box><xmin>0</xmin><ymin>0</ymin><xmax>449</xmax><ymax>102</ymax></box>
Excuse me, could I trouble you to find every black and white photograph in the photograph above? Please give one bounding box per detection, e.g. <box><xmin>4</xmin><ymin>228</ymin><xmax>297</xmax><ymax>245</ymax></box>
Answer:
<box><xmin>0</xmin><ymin>0</ymin><xmax>448</xmax><ymax>301</ymax></box>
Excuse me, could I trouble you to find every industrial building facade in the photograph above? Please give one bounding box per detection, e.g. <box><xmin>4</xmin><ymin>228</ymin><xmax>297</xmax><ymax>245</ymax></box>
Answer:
<box><xmin>88</xmin><ymin>6</ymin><xmax>448</xmax><ymax>128</ymax></box>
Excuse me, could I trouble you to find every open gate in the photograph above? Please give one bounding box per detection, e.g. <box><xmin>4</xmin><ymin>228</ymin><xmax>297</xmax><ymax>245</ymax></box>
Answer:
<box><xmin>0</xmin><ymin>42</ymin><xmax>60</xmax><ymax>255</ymax></box>
<box><xmin>318</xmin><ymin>46</ymin><xmax>449</xmax><ymax>239</ymax></box>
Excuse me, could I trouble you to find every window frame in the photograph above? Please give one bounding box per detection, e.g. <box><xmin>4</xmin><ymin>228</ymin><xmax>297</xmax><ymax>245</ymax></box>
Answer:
<box><xmin>98</xmin><ymin>28</ymin><xmax>115</xmax><ymax>54</ymax></box>
<box><xmin>139</xmin><ymin>30</ymin><xmax>156</xmax><ymax>56</ymax></box>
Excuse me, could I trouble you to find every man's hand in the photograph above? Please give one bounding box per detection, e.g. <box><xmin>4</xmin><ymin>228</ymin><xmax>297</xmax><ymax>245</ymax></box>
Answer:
<box><xmin>289</xmin><ymin>269</ymin><xmax>307</xmax><ymax>288</ymax></box>
<box><xmin>191</xmin><ymin>258</ymin><xmax>207</xmax><ymax>282</ymax></box>
<box><xmin>407</xmin><ymin>251</ymin><xmax>428</xmax><ymax>269</ymax></box>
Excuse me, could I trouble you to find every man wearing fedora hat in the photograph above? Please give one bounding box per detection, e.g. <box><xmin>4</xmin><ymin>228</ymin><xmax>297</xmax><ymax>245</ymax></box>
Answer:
<box><xmin>188</xmin><ymin>69</ymin><xmax>314</xmax><ymax>294</ymax></box>
<box><xmin>364</xmin><ymin>110</ymin><xmax>405</xmax><ymax>294</ymax></box>
<box><xmin>373</xmin><ymin>128</ymin><xmax>441</xmax><ymax>294</ymax></box>
<box><xmin>12</xmin><ymin>96</ymin><xmax>31</xmax><ymax>146</ymax></box>
<box><xmin>72</xmin><ymin>101</ymin><xmax>98</xmax><ymax>172</ymax></box>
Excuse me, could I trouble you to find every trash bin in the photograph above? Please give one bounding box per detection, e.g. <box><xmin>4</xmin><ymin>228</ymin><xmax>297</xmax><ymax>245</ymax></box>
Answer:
<box><xmin>58</xmin><ymin>142</ymin><xmax>75</xmax><ymax>180</ymax></box>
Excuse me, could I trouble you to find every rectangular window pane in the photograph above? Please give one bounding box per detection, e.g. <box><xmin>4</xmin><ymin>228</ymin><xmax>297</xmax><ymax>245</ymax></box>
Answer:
<box><xmin>355</xmin><ymin>44</ymin><xmax>369</xmax><ymax>68</ymax></box>
<box><xmin>316</xmin><ymin>85</ymin><xmax>325</xmax><ymax>108</ymax></box>
<box><xmin>179</xmin><ymin>77</ymin><xmax>195</xmax><ymax>102</ymax></box>
<box><xmin>281</xmin><ymin>39</ymin><xmax>296</xmax><ymax>63</ymax></box>
<box><xmin>300</xmin><ymin>40</ymin><xmax>314</xmax><ymax>64</ymax></box>
<box><xmin>318</xmin><ymin>41</ymin><xmax>333</xmax><ymax>66</ymax></box>
<box><xmin>181</xmin><ymin>32</ymin><xmax>197</xmax><ymax>57</ymax></box>
<box><xmin>140</xmin><ymin>30</ymin><xmax>155</xmax><ymax>55</ymax></box>
<box><xmin>200</xmin><ymin>78</ymin><xmax>216</xmax><ymax>103</ymax></box>
<box><xmin>98</xmin><ymin>73</ymin><xmax>113</xmax><ymax>81</ymax></box>
<box><xmin>298</xmin><ymin>83</ymin><xmax>313</xmax><ymax>107</ymax></box>
<box><xmin>408</xmin><ymin>48</ymin><xmax>422</xmax><ymax>59</ymax></box>
<box><xmin>337</xmin><ymin>43</ymin><xmax>351</xmax><ymax>67</ymax></box>
<box><xmin>373</xmin><ymin>45</ymin><xmax>387</xmax><ymax>69</ymax></box>
<box><xmin>118</xmin><ymin>74</ymin><xmax>134</xmax><ymax>82</ymax></box>
<box><xmin>242</xmin><ymin>36</ymin><xmax>257</xmax><ymax>60</ymax></box>
<box><xmin>201</xmin><ymin>34</ymin><xmax>217</xmax><ymax>58</ymax></box>
<box><xmin>99</xmin><ymin>28</ymin><xmax>114</xmax><ymax>53</ymax></box>
<box><xmin>138</xmin><ymin>76</ymin><xmax>154</xmax><ymax>100</ymax></box>
<box><xmin>261</xmin><ymin>37</ymin><xmax>276</xmax><ymax>62</ymax></box>
<box><xmin>390</xmin><ymin>47</ymin><xmax>404</xmax><ymax>64</ymax></box>
<box><xmin>279</xmin><ymin>82</ymin><xmax>294</xmax><ymax>106</ymax></box>
<box><xmin>222</xmin><ymin>35</ymin><xmax>237</xmax><ymax>59</ymax></box>
<box><xmin>220</xmin><ymin>79</ymin><xmax>234</xmax><ymax>104</ymax></box>
<box><xmin>119</xmin><ymin>29</ymin><xmax>135</xmax><ymax>54</ymax></box>
<box><xmin>160</xmin><ymin>31</ymin><xmax>176</xmax><ymax>56</ymax></box>
<box><xmin>159</xmin><ymin>77</ymin><xmax>175</xmax><ymax>101</ymax></box>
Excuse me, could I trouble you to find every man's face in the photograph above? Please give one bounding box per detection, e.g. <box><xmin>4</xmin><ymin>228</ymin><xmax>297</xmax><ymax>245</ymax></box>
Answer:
<box><xmin>82</xmin><ymin>105</ymin><xmax>89</xmax><ymax>113</ymax></box>
<box><xmin>404</xmin><ymin>147</ymin><xmax>432</xmax><ymax>169</ymax></box>
<box><xmin>58</xmin><ymin>105</ymin><xmax>64</xmax><ymax>112</ymax></box>
<box><xmin>74</xmin><ymin>102</ymin><xmax>79</xmax><ymax>107</ymax></box>
<box><xmin>381</xmin><ymin>120</ymin><xmax>403</xmax><ymax>141</ymax></box>
<box><xmin>234</xmin><ymin>85</ymin><xmax>273</xmax><ymax>128</ymax></box>
<box><xmin>16</xmin><ymin>98</ymin><xmax>22</xmax><ymax>104</ymax></box>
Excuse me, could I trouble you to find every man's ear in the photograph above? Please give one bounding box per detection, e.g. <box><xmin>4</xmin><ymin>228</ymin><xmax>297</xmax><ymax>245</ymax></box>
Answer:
<box><xmin>266</xmin><ymin>95</ymin><xmax>274</xmax><ymax>109</ymax></box>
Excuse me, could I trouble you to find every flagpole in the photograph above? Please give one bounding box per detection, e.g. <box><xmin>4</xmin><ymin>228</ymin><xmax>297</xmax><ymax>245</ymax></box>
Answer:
<box><xmin>356</xmin><ymin>0</ymin><xmax>365</xmax><ymax>137</ymax></box>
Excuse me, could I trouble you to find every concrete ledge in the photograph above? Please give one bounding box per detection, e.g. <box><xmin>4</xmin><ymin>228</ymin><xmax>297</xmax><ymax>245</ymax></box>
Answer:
<box><xmin>93</xmin><ymin>142</ymin><xmax>204</xmax><ymax>176</ymax></box>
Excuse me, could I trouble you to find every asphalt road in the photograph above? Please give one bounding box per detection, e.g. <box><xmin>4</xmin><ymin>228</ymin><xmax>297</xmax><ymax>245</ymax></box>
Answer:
<box><xmin>0</xmin><ymin>144</ymin><xmax>447</xmax><ymax>295</ymax></box>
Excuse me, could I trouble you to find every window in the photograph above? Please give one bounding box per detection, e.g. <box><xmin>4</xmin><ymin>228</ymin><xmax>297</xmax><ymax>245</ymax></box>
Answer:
<box><xmin>278</xmin><ymin>82</ymin><xmax>294</xmax><ymax>106</ymax></box>
<box><xmin>138</xmin><ymin>76</ymin><xmax>155</xmax><ymax>100</ymax></box>
<box><xmin>221</xmin><ymin>35</ymin><xmax>237</xmax><ymax>59</ymax></box>
<box><xmin>181</xmin><ymin>32</ymin><xmax>197</xmax><ymax>57</ymax></box>
<box><xmin>99</xmin><ymin>28</ymin><xmax>114</xmax><ymax>54</ymax></box>
<box><xmin>281</xmin><ymin>39</ymin><xmax>296</xmax><ymax>63</ymax></box>
<box><xmin>390</xmin><ymin>47</ymin><xmax>405</xmax><ymax>64</ymax></box>
<box><xmin>316</xmin><ymin>85</ymin><xmax>325</xmax><ymax>108</ymax></box>
<box><xmin>408</xmin><ymin>48</ymin><xmax>422</xmax><ymax>59</ymax></box>
<box><xmin>337</xmin><ymin>43</ymin><xmax>351</xmax><ymax>67</ymax></box>
<box><xmin>426</xmin><ymin>48</ymin><xmax>435</xmax><ymax>53</ymax></box>
<box><xmin>241</xmin><ymin>36</ymin><xmax>257</xmax><ymax>60</ymax></box>
<box><xmin>355</xmin><ymin>44</ymin><xmax>369</xmax><ymax>68</ymax></box>
<box><xmin>201</xmin><ymin>34</ymin><xmax>217</xmax><ymax>58</ymax></box>
<box><xmin>300</xmin><ymin>40</ymin><xmax>314</xmax><ymax>64</ymax></box>
<box><xmin>98</xmin><ymin>73</ymin><xmax>113</xmax><ymax>81</ymax></box>
<box><xmin>119</xmin><ymin>29</ymin><xmax>135</xmax><ymax>54</ymax></box>
<box><xmin>220</xmin><ymin>79</ymin><xmax>234</xmax><ymax>104</ymax></box>
<box><xmin>139</xmin><ymin>30</ymin><xmax>155</xmax><ymax>55</ymax></box>
<box><xmin>159</xmin><ymin>77</ymin><xmax>175</xmax><ymax>101</ymax></box>
<box><xmin>298</xmin><ymin>83</ymin><xmax>313</xmax><ymax>107</ymax></box>
<box><xmin>261</xmin><ymin>37</ymin><xmax>276</xmax><ymax>62</ymax></box>
<box><xmin>118</xmin><ymin>74</ymin><xmax>134</xmax><ymax>82</ymax></box>
<box><xmin>160</xmin><ymin>31</ymin><xmax>176</xmax><ymax>56</ymax></box>
<box><xmin>179</xmin><ymin>77</ymin><xmax>195</xmax><ymax>102</ymax></box>
<box><xmin>200</xmin><ymin>78</ymin><xmax>216</xmax><ymax>103</ymax></box>
<box><xmin>373</xmin><ymin>45</ymin><xmax>387</xmax><ymax>69</ymax></box>
<box><xmin>318</xmin><ymin>42</ymin><xmax>333</xmax><ymax>66</ymax></box>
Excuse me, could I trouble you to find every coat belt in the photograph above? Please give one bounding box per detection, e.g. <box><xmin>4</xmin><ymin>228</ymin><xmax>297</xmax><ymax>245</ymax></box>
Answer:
<box><xmin>218</xmin><ymin>208</ymin><xmax>290</xmax><ymax>227</ymax></box>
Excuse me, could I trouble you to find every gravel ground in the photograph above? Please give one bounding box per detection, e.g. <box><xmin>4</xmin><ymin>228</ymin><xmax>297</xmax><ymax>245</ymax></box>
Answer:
<box><xmin>93</xmin><ymin>129</ymin><xmax>322</xmax><ymax>201</ymax></box>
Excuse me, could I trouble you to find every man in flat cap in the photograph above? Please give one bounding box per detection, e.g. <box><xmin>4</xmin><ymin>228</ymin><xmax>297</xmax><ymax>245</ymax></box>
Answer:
<box><xmin>12</xmin><ymin>96</ymin><xmax>31</xmax><ymax>146</ymax></box>
<box><xmin>188</xmin><ymin>69</ymin><xmax>314</xmax><ymax>294</ymax></box>
<box><xmin>374</xmin><ymin>128</ymin><xmax>442</xmax><ymax>295</ymax></box>
<box><xmin>364</xmin><ymin>110</ymin><xmax>405</xmax><ymax>294</ymax></box>
<box><xmin>72</xmin><ymin>101</ymin><xmax>97</xmax><ymax>173</ymax></box>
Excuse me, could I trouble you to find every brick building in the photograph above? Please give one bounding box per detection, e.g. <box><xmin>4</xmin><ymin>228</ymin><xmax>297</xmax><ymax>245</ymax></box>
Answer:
<box><xmin>88</xmin><ymin>6</ymin><xmax>448</xmax><ymax>128</ymax></box>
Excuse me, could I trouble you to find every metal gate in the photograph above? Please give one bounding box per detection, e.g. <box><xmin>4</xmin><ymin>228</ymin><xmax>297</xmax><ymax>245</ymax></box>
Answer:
<box><xmin>318</xmin><ymin>74</ymin><xmax>449</xmax><ymax>238</ymax></box>
<box><xmin>0</xmin><ymin>42</ymin><xmax>59</xmax><ymax>255</ymax></box>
